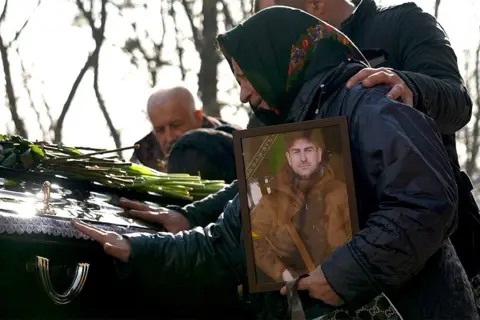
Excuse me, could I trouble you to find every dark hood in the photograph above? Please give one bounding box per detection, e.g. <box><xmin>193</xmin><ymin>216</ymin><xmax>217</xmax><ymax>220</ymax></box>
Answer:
<box><xmin>217</xmin><ymin>6</ymin><xmax>368</xmax><ymax>126</ymax></box>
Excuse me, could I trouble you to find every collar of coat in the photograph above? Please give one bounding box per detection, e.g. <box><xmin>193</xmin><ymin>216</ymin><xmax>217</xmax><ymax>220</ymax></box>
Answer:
<box><xmin>270</xmin><ymin>163</ymin><xmax>335</xmax><ymax>208</ymax></box>
<box><xmin>284</xmin><ymin>62</ymin><xmax>365</xmax><ymax>124</ymax></box>
<box><xmin>342</xmin><ymin>0</ymin><xmax>378</xmax><ymax>35</ymax></box>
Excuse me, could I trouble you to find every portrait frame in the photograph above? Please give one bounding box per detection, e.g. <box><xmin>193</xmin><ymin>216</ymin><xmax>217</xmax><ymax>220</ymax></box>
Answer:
<box><xmin>233</xmin><ymin>116</ymin><xmax>359</xmax><ymax>293</ymax></box>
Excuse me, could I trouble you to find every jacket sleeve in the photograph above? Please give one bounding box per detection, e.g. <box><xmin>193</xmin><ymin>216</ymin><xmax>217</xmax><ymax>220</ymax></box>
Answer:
<box><xmin>167</xmin><ymin>180</ymin><xmax>239</xmax><ymax>228</ymax></box>
<box><xmin>320</xmin><ymin>89</ymin><xmax>458</xmax><ymax>308</ymax></box>
<box><xmin>393</xmin><ymin>3</ymin><xmax>472</xmax><ymax>134</ymax></box>
<box><xmin>250</xmin><ymin>198</ymin><xmax>287</xmax><ymax>281</ymax></box>
<box><xmin>122</xmin><ymin>194</ymin><xmax>245</xmax><ymax>293</ymax></box>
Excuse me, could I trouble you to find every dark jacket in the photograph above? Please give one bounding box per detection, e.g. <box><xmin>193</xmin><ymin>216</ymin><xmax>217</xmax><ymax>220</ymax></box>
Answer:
<box><xmin>346</xmin><ymin>0</ymin><xmax>480</xmax><ymax>282</ymax></box>
<box><xmin>169</xmin><ymin>0</ymin><xmax>474</xmax><ymax>234</ymax></box>
<box><xmin>122</xmin><ymin>63</ymin><xmax>478</xmax><ymax>319</ymax></box>
<box><xmin>130</xmin><ymin>115</ymin><xmax>237</xmax><ymax>170</ymax></box>
<box><xmin>347</xmin><ymin>0</ymin><xmax>471</xmax><ymax>136</ymax></box>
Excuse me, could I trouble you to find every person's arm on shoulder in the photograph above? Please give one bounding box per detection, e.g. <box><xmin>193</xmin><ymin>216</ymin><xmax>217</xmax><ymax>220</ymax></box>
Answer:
<box><xmin>320</xmin><ymin>89</ymin><xmax>458</xmax><ymax>308</ymax></box>
<box><xmin>394</xmin><ymin>3</ymin><xmax>472</xmax><ymax>134</ymax></box>
<box><xmin>123</xmin><ymin>195</ymin><xmax>245</xmax><ymax>292</ymax></box>
<box><xmin>167</xmin><ymin>180</ymin><xmax>239</xmax><ymax>228</ymax></box>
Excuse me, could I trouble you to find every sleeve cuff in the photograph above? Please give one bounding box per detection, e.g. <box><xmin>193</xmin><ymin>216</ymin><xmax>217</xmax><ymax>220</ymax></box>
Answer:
<box><xmin>123</xmin><ymin>232</ymin><xmax>155</xmax><ymax>263</ymax></box>
<box><xmin>321</xmin><ymin>242</ymin><xmax>381</xmax><ymax>309</ymax></box>
<box><xmin>166</xmin><ymin>204</ymin><xmax>198</xmax><ymax>227</ymax></box>
<box><xmin>393</xmin><ymin>70</ymin><xmax>423</xmax><ymax>112</ymax></box>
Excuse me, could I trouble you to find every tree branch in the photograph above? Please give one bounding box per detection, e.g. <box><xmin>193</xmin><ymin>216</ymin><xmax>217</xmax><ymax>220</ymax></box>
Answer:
<box><xmin>462</xmin><ymin>50</ymin><xmax>471</xmax><ymax>153</ymax></box>
<box><xmin>0</xmin><ymin>33</ymin><xmax>27</xmax><ymax>137</ymax></box>
<box><xmin>91</xmin><ymin>0</ymin><xmax>121</xmax><ymax>155</ymax></box>
<box><xmin>40</xmin><ymin>80</ymin><xmax>55</xmax><ymax>130</ymax></box>
<box><xmin>180</xmin><ymin>0</ymin><xmax>202</xmax><ymax>52</ymax></box>
<box><xmin>0</xmin><ymin>0</ymin><xmax>8</xmax><ymax>22</ymax></box>
<box><xmin>219</xmin><ymin>0</ymin><xmax>235</xmax><ymax>29</ymax></box>
<box><xmin>466</xmin><ymin>40</ymin><xmax>480</xmax><ymax>175</ymax></box>
<box><xmin>93</xmin><ymin>60</ymin><xmax>121</xmax><ymax>155</ymax></box>
<box><xmin>0</xmin><ymin>0</ymin><xmax>42</xmax><ymax>138</ymax></box>
<box><xmin>434</xmin><ymin>0</ymin><xmax>441</xmax><ymax>19</ymax></box>
<box><xmin>16</xmin><ymin>47</ymin><xmax>49</xmax><ymax>140</ymax></box>
<box><xmin>52</xmin><ymin>53</ymin><xmax>96</xmax><ymax>143</ymax></box>
<box><xmin>53</xmin><ymin>0</ymin><xmax>108</xmax><ymax>143</ymax></box>
<box><xmin>7</xmin><ymin>0</ymin><xmax>42</xmax><ymax>46</ymax></box>
<box><xmin>171</xmin><ymin>1</ymin><xmax>186</xmax><ymax>80</ymax></box>
<box><xmin>113</xmin><ymin>0</ymin><xmax>169</xmax><ymax>86</ymax></box>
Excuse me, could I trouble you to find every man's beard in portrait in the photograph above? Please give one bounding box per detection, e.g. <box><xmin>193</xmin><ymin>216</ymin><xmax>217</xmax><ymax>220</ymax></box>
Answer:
<box><xmin>296</xmin><ymin>163</ymin><xmax>323</xmax><ymax>180</ymax></box>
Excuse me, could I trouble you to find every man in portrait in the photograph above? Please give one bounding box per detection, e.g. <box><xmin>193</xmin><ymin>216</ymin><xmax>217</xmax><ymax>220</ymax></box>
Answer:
<box><xmin>250</xmin><ymin>130</ymin><xmax>351</xmax><ymax>283</ymax></box>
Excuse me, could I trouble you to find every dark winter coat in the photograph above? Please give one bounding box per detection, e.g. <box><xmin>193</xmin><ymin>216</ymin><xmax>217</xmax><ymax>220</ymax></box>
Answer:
<box><xmin>121</xmin><ymin>63</ymin><xmax>478</xmax><ymax>319</ymax></box>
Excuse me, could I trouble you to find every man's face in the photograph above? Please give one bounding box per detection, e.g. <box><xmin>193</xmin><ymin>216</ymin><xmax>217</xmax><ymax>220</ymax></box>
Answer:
<box><xmin>286</xmin><ymin>138</ymin><xmax>322</xmax><ymax>178</ymax></box>
<box><xmin>149</xmin><ymin>98</ymin><xmax>201</xmax><ymax>156</ymax></box>
<box><xmin>232</xmin><ymin>58</ymin><xmax>271</xmax><ymax>111</ymax></box>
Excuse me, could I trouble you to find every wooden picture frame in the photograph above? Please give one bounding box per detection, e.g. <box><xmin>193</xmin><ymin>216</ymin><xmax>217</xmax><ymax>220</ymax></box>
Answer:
<box><xmin>233</xmin><ymin>116</ymin><xmax>359</xmax><ymax>293</ymax></box>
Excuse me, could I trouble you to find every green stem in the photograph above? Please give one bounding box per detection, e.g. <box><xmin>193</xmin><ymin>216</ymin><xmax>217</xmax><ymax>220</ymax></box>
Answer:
<box><xmin>43</xmin><ymin>144</ymin><xmax>139</xmax><ymax>161</ymax></box>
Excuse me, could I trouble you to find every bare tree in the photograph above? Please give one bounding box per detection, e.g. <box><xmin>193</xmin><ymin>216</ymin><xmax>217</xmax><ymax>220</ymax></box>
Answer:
<box><xmin>16</xmin><ymin>48</ymin><xmax>50</xmax><ymax>140</ymax></box>
<box><xmin>114</xmin><ymin>0</ymin><xmax>251</xmax><ymax>118</ymax></box>
<box><xmin>53</xmin><ymin>0</ymin><xmax>113</xmax><ymax>145</ymax></box>
<box><xmin>462</xmin><ymin>43</ymin><xmax>480</xmax><ymax>178</ymax></box>
<box><xmin>0</xmin><ymin>0</ymin><xmax>41</xmax><ymax>138</ymax></box>
<box><xmin>116</xmin><ymin>0</ymin><xmax>171</xmax><ymax>87</ymax></box>
<box><xmin>77</xmin><ymin>0</ymin><xmax>122</xmax><ymax>154</ymax></box>
<box><xmin>177</xmin><ymin>0</ymin><xmax>220</xmax><ymax>117</ymax></box>
<box><xmin>433</xmin><ymin>0</ymin><xmax>441</xmax><ymax>19</ymax></box>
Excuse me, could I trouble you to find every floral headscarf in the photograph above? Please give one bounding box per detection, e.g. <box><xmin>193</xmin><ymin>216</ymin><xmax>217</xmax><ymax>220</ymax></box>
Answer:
<box><xmin>217</xmin><ymin>6</ymin><xmax>368</xmax><ymax>124</ymax></box>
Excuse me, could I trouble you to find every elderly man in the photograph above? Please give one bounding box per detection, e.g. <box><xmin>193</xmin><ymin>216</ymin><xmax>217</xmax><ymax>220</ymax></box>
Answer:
<box><xmin>131</xmin><ymin>86</ymin><xmax>235</xmax><ymax>171</ymax></box>
<box><xmin>251</xmin><ymin>131</ymin><xmax>350</xmax><ymax>283</ymax></box>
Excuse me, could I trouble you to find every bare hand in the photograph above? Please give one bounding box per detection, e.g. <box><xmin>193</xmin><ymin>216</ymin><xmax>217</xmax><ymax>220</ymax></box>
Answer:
<box><xmin>346</xmin><ymin>67</ymin><xmax>414</xmax><ymax>107</ymax></box>
<box><xmin>72</xmin><ymin>220</ymin><xmax>131</xmax><ymax>263</ymax></box>
<box><xmin>120</xmin><ymin>198</ymin><xmax>191</xmax><ymax>234</ymax></box>
<box><xmin>280</xmin><ymin>266</ymin><xmax>344</xmax><ymax>307</ymax></box>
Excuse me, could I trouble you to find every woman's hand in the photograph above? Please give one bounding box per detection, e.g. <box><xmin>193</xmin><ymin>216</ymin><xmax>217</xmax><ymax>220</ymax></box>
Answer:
<box><xmin>120</xmin><ymin>198</ymin><xmax>191</xmax><ymax>233</ymax></box>
<box><xmin>73</xmin><ymin>220</ymin><xmax>131</xmax><ymax>263</ymax></box>
<box><xmin>280</xmin><ymin>266</ymin><xmax>344</xmax><ymax>307</ymax></box>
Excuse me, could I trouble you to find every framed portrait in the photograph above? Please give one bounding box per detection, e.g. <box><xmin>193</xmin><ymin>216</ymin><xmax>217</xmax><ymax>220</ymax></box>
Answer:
<box><xmin>233</xmin><ymin>116</ymin><xmax>359</xmax><ymax>293</ymax></box>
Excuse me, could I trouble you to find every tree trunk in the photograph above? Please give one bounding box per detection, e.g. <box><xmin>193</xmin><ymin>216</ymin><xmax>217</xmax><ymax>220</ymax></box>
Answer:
<box><xmin>198</xmin><ymin>0</ymin><xmax>220</xmax><ymax>117</ymax></box>
<box><xmin>465</xmin><ymin>42</ymin><xmax>480</xmax><ymax>176</ymax></box>
<box><xmin>0</xmin><ymin>35</ymin><xmax>28</xmax><ymax>138</ymax></box>
<box><xmin>434</xmin><ymin>0</ymin><xmax>441</xmax><ymax>19</ymax></box>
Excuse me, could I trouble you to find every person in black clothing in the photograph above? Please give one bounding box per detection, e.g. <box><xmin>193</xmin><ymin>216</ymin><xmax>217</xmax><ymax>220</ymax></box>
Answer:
<box><xmin>167</xmin><ymin>128</ymin><xmax>237</xmax><ymax>184</ymax></box>
<box><xmin>116</xmin><ymin>0</ymin><xmax>479</xmax><ymax>284</ymax></box>
<box><xmin>73</xmin><ymin>8</ymin><xmax>478</xmax><ymax>319</ymax></box>
<box><xmin>252</xmin><ymin>0</ymin><xmax>480</xmax><ymax>286</ymax></box>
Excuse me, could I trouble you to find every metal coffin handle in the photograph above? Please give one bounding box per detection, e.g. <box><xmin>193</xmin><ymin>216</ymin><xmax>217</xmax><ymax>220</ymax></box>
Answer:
<box><xmin>35</xmin><ymin>256</ymin><xmax>90</xmax><ymax>305</ymax></box>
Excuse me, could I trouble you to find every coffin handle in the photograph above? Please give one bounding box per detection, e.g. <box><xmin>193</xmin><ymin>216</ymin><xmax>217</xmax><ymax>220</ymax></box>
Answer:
<box><xmin>35</xmin><ymin>255</ymin><xmax>90</xmax><ymax>305</ymax></box>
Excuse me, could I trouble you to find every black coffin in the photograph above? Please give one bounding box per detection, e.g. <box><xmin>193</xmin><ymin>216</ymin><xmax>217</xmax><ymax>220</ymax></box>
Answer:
<box><xmin>0</xmin><ymin>171</ymin><xmax>190</xmax><ymax>319</ymax></box>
